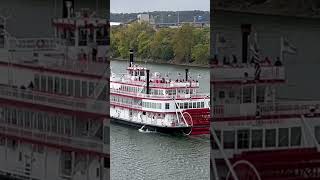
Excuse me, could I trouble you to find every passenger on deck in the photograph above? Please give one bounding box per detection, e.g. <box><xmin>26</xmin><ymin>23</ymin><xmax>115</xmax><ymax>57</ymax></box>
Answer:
<box><xmin>263</xmin><ymin>56</ymin><xmax>271</xmax><ymax>65</ymax></box>
<box><xmin>274</xmin><ymin>57</ymin><xmax>282</xmax><ymax>66</ymax></box>
<box><xmin>223</xmin><ymin>56</ymin><xmax>230</xmax><ymax>65</ymax></box>
<box><xmin>232</xmin><ymin>54</ymin><xmax>237</xmax><ymax>65</ymax></box>
<box><xmin>28</xmin><ymin>82</ymin><xmax>34</xmax><ymax>89</ymax></box>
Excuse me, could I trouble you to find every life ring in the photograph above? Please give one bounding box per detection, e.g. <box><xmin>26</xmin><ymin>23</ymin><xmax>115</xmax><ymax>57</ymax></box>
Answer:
<box><xmin>36</xmin><ymin>40</ymin><xmax>45</xmax><ymax>49</ymax></box>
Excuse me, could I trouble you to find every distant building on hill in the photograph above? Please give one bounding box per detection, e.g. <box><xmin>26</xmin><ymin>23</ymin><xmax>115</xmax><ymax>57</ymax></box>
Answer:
<box><xmin>137</xmin><ymin>13</ymin><xmax>155</xmax><ymax>24</ymax></box>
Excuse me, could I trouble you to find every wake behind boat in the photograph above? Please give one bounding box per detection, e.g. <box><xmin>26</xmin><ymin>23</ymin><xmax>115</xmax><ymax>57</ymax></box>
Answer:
<box><xmin>110</xmin><ymin>50</ymin><xmax>210</xmax><ymax>135</ymax></box>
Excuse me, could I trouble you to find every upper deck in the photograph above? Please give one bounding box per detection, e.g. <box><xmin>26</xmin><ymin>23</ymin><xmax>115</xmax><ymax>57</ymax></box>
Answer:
<box><xmin>211</xmin><ymin>64</ymin><xmax>285</xmax><ymax>84</ymax></box>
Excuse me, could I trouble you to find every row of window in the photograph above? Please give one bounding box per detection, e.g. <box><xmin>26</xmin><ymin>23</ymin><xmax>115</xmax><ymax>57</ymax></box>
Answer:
<box><xmin>217</xmin><ymin>86</ymin><xmax>265</xmax><ymax>103</ymax></box>
<box><xmin>0</xmin><ymin>107</ymin><xmax>73</xmax><ymax>135</ymax></box>
<box><xmin>34</xmin><ymin>74</ymin><xmax>106</xmax><ymax>100</ymax></box>
<box><xmin>212</xmin><ymin>127</ymin><xmax>302</xmax><ymax>150</ymax></box>
<box><xmin>110</xmin><ymin>95</ymin><xmax>138</xmax><ymax>106</ymax></box>
<box><xmin>176</xmin><ymin>101</ymin><xmax>205</xmax><ymax>109</ymax></box>
<box><xmin>119</xmin><ymin>85</ymin><xmax>143</xmax><ymax>94</ymax></box>
<box><xmin>142</xmin><ymin>102</ymin><xmax>162</xmax><ymax>109</ymax></box>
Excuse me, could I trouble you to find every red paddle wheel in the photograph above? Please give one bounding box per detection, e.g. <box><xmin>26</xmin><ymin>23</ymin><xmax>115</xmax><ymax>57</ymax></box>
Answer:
<box><xmin>222</xmin><ymin>148</ymin><xmax>320</xmax><ymax>180</ymax></box>
<box><xmin>181</xmin><ymin>108</ymin><xmax>210</xmax><ymax>135</ymax></box>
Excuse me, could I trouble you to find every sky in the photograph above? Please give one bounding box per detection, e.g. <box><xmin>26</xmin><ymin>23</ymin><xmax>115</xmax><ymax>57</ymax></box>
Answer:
<box><xmin>110</xmin><ymin>0</ymin><xmax>210</xmax><ymax>13</ymax></box>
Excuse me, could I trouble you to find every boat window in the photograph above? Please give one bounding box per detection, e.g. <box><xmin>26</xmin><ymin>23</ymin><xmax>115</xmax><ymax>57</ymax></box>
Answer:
<box><xmin>291</xmin><ymin>127</ymin><xmax>301</xmax><ymax>146</ymax></box>
<box><xmin>61</xmin><ymin>78</ymin><xmax>67</xmax><ymax>95</ymax></box>
<box><xmin>237</xmin><ymin>130</ymin><xmax>249</xmax><ymax>149</ymax></box>
<box><xmin>81</xmin><ymin>81</ymin><xmax>87</xmax><ymax>97</ymax></box>
<box><xmin>52</xmin><ymin>116</ymin><xmax>58</xmax><ymax>133</ymax></box>
<box><xmin>34</xmin><ymin>74</ymin><xmax>40</xmax><ymax>90</ymax></box>
<box><xmin>38</xmin><ymin>113</ymin><xmax>44</xmax><ymax>131</ymax></box>
<box><xmin>184</xmin><ymin>102</ymin><xmax>188</xmax><ymax>109</ymax></box>
<box><xmin>45</xmin><ymin>114</ymin><xmax>50</xmax><ymax>132</ymax></box>
<box><xmin>48</xmin><ymin>76</ymin><xmax>53</xmax><ymax>93</ymax></box>
<box><xmin>189</xmin><ymin>102</ymin><xmax>192</xmax><ymax>109</ymax></box>
<box><xmin>41</xmin><ymin>75</ymin><xmax>47</xmax><ymax>92</ymax></box>
<box><xmin>89</xmin><ymin>82</ymin><xmax>95</xmax><ymax>97</ymax></box>
<box><xmin>68</xmin><ymin>79</ymin><xmax>74</xmax><ymax>96</ymax></box>
<box><xmin>165</xmin><ymin>103</ymin><xmax>170</xmax><ymax>110</ymax></box>
<box><xmin>315</xmin><ymin>126</ymin><xmax>320</xmax><ymax>144</ymax></box>
<box><xmin>229</xmin><ymin>90</ymin><xmax>235</xmax><ymax>98</ymax></box>
<box><xmin>54</xmin><ymin>77</ymin><xmax>60</xmax><ymax>93</ymax></box>
<box><xmin>251</xmin><ymin>129</ymin><xmax>263</xmax><ymax>148</ymax></box>
<box><xmin>17</xmin><ymin>110</ymin><xmax>23</xmax><ymax>127</ymax></box>
<box><xmin>11</xmin><ymin>108</ymin><xmax>17</xmax><ymax>125</ymax></box>
<box><xmin>79</xmin><ymin>28</ymin><xmax>87</xmax><ymax>46</ymax></box>
<box><xmin>265</xmin><ymin>129</ymin><xmax>276</xmax><ymax>147</ymax></box>
<box><xmin>180</xmin><ymin>103</ymin><xmax>183</xmax><ymax>109</ymax></box>
<box><xmin>24</xmin><ymin>111</ymin><xmax>31</xmax><ymax>129</ymax></box>
<box><xmin>242</xmin><ymin>87</ymin><xmax>252</xmax><ymax>103</ymax></box>
<box><xmin>64</xmin><ymin>116</ymin><xmax>71</xmax><ymax>136</ymax></box>
<box><xmin>33</xmin><ymin>111</ymin><xmax>38</xmax><ymax>129</ymax></box>
<box><xmin>193</xmin><ymin>102</ymin><xmax>197</xmax><ymax>108</ymax></box>
<box><xmin>0</xmin><ymin>24</ymin><xmax>4</xmax><ymax>48</ymax></box>
<box><xmin>75</xmin><ymin>80</ymin><xmax>80</xmax><ymax>97</ymax></box>
<box><xmin>197</xmin><ymin>102</ymin><xmax>200</xmax><ymax>108</ymax></box>
<box><xmin>219</xmin><ymin>91</ymin><xmax>225</xmax><ymax>98</ymax></box>
<box><xmin>257</xmin><ymin>86</ymin><xmax>265</xmax><ymax>103</ymax></box>
<box><xmin>278</xmin><ymin>128</ymin><xmax>289</xmax><ymax>147</ymax></box>
<box><xmin>211</xmin><ymin>130</ymin><xmax>221</xmax><ymax>150</ymax></box>
<box><xmin>0</xmin><ymin>137</ymin><xmax>5</xmax><ymax>146</ymax></box>
<box><xmin>223</xmin><ymin>131</ymin><xmax>235</xmax><ymax>149</ymax></box>
<box><xmin>6</xmin><ymin>108</ymin><xmax>11</xmax><ymax>124</ymax></box>
<box><xmin>201</xmin><ymin>102</ymin><xmax>205</xmax><ymax>108</ymax></box>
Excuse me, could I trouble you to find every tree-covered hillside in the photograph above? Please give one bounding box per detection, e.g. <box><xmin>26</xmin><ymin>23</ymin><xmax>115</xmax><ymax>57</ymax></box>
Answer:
<box><xmin>111</xmin><ymin>22</ymin><xmax>209</xmax><ymax>65</ymax></box>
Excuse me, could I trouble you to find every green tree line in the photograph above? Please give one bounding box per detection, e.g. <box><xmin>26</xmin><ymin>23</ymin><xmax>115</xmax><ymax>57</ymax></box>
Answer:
<box><xmin>110</xmin><ymin>22</ymin><xmax>210</xmax><ymax>65</ymax></box>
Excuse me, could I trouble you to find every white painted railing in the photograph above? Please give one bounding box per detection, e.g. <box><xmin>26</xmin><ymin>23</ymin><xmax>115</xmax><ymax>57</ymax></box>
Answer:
<box><xmin>213</xmin><ymin>100</ymin><xmax>320</xmax><ymax>118</ymax></box>
<box><xmin>110</xmin><ymin>89</ymin><xmax>209</xmax><ymax>100</ymax></box>
<box><xmin>0</xmin><ymin>123</ymin><xmax>104</xmax><ymax>153</ymax></box>
<box><xmin>259</xmin><ymin>101</ymin><xmax>320</xmax><ymax>115</ymax></box>
<box><xmin>211</xmin><ymin>66</ymin><xmax>285</xmax><ymax>81</ymax></box>
<box><xmin>0</xmin><ymin>85</ymin><xmax>107</xmax><ymax>115</ymax></box>
<box><xmin>8</xmin><ymin>38</ymin><xmax>59</xmax><ymax>50</ymax></box>
<box><xmin>113</xmin><ymin>79</ymin><xmax>200</xmax><ymax>88</ymax></box>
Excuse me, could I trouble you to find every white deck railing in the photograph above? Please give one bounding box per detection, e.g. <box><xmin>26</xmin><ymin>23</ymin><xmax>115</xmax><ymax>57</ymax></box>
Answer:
<box><xmin>0</xmin><ymin>123</ymin><xmax>105</xmax><ymax>153</ymax></box>
<box><xmin>8</xmin><ymin>38</ymin><xmax>60</xmax><ymax>50</ymax></box>
<box><xmin>112</xmin><ymin>79</ymin><xmax>200</xmax><ymax>88</ymax></box>
<box><xmin>110</xmin><ymin>89</ymin><xmax>209</xmax><ymax>100</ymax></box>
<box><xmin>0</xmin><ymin>85</ymin><xmax>107</xmax><ymax>115</ymax></box>
<box><xmin>211</xmin><ymin>66</ymin><xmax>285</xmax><ymax>82</ymax></box>
<box><xmin>213</xmin><ymin>100</ymin><xmax>320</xmax><ymax>118</ymax></box>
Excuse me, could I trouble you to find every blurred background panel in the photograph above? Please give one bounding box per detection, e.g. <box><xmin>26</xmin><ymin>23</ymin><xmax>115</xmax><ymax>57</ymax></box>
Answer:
<box><xmin>0</xmin><ymin>0</ymin><xmax>107</xmax><ymax>37</ymax></box>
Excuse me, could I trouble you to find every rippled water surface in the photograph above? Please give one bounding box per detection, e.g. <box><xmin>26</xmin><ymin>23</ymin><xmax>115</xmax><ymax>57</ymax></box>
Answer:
<box><xmin>110</xmin><ymin>60</ymin><xmax>210</xmax><ymax>180</ymax></box>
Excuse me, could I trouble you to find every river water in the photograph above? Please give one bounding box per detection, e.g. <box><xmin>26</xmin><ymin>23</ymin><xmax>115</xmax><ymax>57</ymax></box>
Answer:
<box><xmin>110</xmin><ymin>60</ymin><xmax>210</xmax><ymax>180</ymax></box>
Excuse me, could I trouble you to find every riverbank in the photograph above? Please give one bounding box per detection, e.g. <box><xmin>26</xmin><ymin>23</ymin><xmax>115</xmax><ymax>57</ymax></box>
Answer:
<box><xmin>111</xmin><ymin>57</ymin><xmax>210</xmax><ymax>68</ymax></box>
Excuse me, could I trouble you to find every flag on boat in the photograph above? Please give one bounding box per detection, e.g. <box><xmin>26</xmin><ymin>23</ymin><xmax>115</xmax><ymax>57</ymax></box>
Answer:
<box><xmin>249</xmin><ymin>33</ymin><xmax>261</xmax><ymax>80</ymax></box>
<box><xmin>281</xmin><ymin>37</ymin><xmax>297</xmax><ymax>54</ymax></box>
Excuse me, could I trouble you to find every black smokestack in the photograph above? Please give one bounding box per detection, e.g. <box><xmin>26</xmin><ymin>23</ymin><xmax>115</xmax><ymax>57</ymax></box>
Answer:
<box><xmin>63</xmin><ymin>0</ymin><xmax>75</xmax><ymax>18</ymax></box>
<box><xmin>241</xmin><ymin>24</ymin><xmax>251</xmax><ymax>63</ymax></box>
<box><xmin>146</xmin><ymin>69</ymin><xmax>150</xmax><ymax>94</ymax></box>
<box><xmin>129</xmin><ymin>49</ymin><xmax>134</xmax><ymax>67</ymax></box>
<box><xmin>185</xmin><ymin>69</ymin><xmax>189</xmax><ymax>81</ymax></box>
